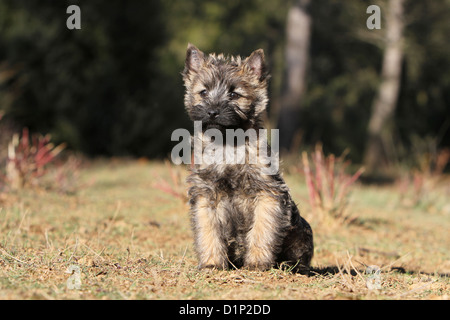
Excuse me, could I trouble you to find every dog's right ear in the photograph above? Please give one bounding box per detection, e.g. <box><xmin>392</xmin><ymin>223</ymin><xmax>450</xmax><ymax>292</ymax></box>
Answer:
<box><xmin>184</xmin><ymin>43</ymin><xmax>205</xmax><ymax>75</ymax></box>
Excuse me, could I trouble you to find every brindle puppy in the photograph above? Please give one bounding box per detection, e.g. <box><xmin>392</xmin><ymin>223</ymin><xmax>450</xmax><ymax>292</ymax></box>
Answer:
<box><xmin>182</xmin><ymin>44</ymin><xmax>313</xmax><ymax>272</ymax></box>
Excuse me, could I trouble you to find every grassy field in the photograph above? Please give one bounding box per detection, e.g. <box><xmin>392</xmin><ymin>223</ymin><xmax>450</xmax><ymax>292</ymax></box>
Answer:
<box><xmin>0</xmin><ymin>159</ymin><xmax>449</xmax><ymax>300</ymax></box>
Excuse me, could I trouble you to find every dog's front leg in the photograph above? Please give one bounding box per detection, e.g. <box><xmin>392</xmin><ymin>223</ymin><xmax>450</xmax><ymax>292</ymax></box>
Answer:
<box><xmin>244</xmin><ymin>194</ymin><xmax>283</xmax><ymax>270</ymax></box>
<box><xmin>191</xmin><ymin>196</ymin><xmax>228</xmax><ymax>270</ymax></box>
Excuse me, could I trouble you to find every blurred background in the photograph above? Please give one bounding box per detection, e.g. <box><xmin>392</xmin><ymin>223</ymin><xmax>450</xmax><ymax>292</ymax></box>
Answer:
<box><xmin>0</xmin><ymin>0</ymin><xmax>449</xmax><ymax>175</ymax></box>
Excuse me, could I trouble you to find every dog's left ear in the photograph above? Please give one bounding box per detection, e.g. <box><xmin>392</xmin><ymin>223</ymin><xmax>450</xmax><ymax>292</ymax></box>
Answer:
<box><xmin>245</xmin><ymin>49</ymin><xmax>267</xmax><ymax>81</ymax></box>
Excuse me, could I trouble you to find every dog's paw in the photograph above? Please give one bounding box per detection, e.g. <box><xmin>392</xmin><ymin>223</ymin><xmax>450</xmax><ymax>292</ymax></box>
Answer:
<box><xmin>198</xmin><ymin>263</ymin><xmax>227</xmax><ymax>271</ymax></box>
<box><xmin>243</xmin><ymin>262</ymin><xmax>272</xmax><ymax>271</ymax></box>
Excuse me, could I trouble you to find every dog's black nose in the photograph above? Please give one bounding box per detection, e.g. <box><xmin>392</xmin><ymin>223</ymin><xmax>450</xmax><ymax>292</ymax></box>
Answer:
<box><xmin>207</xmin><ymin>110</ymin><xmax>219</xmax><ymax>119</ymax></box>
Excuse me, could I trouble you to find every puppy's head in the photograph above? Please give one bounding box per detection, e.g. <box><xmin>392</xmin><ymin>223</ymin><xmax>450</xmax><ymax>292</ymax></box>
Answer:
<box><xmin>182</xmin><ymin>44</ymin><xmax>269</xmax><ymax>132</ymax></box>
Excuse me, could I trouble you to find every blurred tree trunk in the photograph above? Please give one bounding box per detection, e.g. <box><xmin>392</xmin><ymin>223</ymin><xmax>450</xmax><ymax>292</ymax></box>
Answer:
<box><xmin>277</xmin><ymin>0</ymin><xmax>311</xmax><ymax>153</ymax></box>
<box><xmin>364</xmin><ymin>0</ymin><xmax>405</xmax><ymax>172</ymax></box>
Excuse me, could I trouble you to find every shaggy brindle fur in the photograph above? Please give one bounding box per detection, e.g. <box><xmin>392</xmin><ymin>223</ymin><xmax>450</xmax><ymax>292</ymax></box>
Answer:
<box><xmin>182</xmin><ymin>44</ymin><xmax>313</xmax><ymax>272</ymax></box>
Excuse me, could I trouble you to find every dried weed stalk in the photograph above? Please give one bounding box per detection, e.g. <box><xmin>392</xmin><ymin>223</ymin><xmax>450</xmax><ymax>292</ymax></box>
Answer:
<box><xmin>302</xmin><ymin>144</ymin><xmax>364</xmax><ymax>224</ymax></box>
<box><xmin>152</xmin><ymin>160</ymin><xmax>187</xmax><ymax>202</ymax></box>
<box><xmin>4</xmin><ymin>128</ymin><xmax>65</xmax><ymax>190</ymax></box>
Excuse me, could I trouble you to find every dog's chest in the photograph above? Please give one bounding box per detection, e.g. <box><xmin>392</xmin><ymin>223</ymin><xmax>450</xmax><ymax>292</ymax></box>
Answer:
<box><xmin>197</xmin><ymin>164</ymin><xmax>265</xmax><ymax>197</ymax></box>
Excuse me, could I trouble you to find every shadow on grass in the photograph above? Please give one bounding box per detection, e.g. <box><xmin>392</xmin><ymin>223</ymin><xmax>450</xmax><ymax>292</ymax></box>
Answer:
<box><xmin>308</xmin><ymin>265</ymin><xmax>450</xmax><ymax>278</ymax></box>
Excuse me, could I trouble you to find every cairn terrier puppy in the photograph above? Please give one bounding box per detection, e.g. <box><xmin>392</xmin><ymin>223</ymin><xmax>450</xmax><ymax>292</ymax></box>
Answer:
<box><xmin>182</xmin><ymin>44</ymin><xmax>313</xmax><ymax>272</ymax></box>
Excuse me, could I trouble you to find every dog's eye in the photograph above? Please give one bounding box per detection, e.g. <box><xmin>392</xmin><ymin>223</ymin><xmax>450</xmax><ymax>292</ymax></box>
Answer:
<box><xmin>229</xmin><ymin>92</ymin><xmax>240</xmax><ymax>100</ymax></box>
<box><xmin>199</xmin><ymin>90</ymin><xmax>208</xmax><ymax>98</ymax></box>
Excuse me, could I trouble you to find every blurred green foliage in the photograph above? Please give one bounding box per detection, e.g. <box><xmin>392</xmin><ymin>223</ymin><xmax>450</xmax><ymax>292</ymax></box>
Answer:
<box><xmin>0</xmin><ymin>0</ymin><xmax>449</xmax><ymax>162</ymax></box>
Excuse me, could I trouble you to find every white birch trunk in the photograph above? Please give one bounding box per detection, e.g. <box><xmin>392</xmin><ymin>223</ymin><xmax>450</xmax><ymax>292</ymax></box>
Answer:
<box><xmin>364</xmin><ymin>0</ymin><xmax>405</xmax><ymax>172</ymax></box>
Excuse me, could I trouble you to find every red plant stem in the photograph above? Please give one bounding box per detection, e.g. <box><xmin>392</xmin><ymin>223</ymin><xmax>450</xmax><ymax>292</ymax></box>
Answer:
<box><xmin>328</xmin><ymin>154</ymin><xmax>335</xmax><ymax>200</ymax></box>
<box><xmin>346</xmin><ymin>167</ymin><xmax>365</xmax><ymax>187</ymax></box>
<box><xmin>20</xmin><ymin>128</ymin><xmax>30</xmax><ymax>159</ymax></box>
<box><xmin>302</xmin><ymin>152</ymin><xmax>317</xmax><ymax>211</ymax></box>
<box><xmin>315</xmin><ymin>146</ymin><xmax>323</xmax><ymax>195</ymax></box>
<box><xmin>336</xmin><ymin>167</ymin><xmax>365</xmax><ymax>205</ymax></box>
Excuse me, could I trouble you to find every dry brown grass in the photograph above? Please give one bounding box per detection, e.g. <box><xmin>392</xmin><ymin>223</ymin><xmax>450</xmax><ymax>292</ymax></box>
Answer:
<box><xmin>0</xmin><ymin>159</ymin><xmax>449</xmax><ymax>300</ymax></box>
